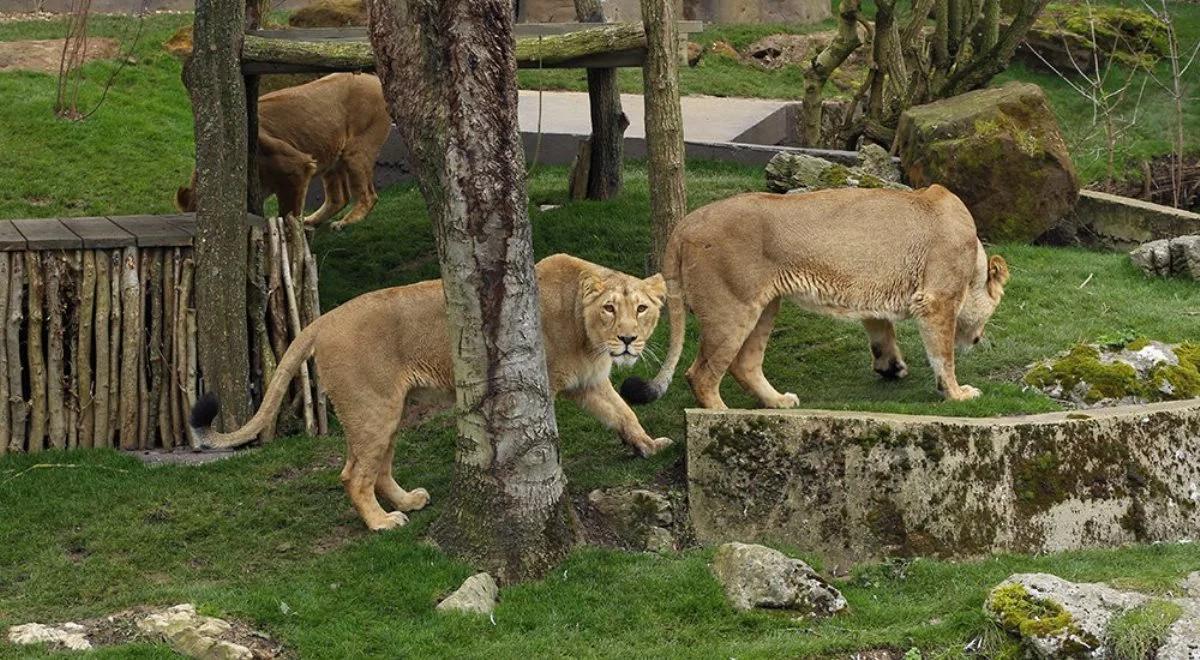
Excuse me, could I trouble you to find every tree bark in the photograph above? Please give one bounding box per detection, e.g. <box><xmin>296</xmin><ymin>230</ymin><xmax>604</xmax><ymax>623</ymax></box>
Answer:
<box><xmin>575</xmin><ymin>0</ymin><xmax>628</xmax><ymax>200</ymax></box>
<box><xmin>26</xmin><ymin>252</ymin><xmax>46</xmax><ymax>452</ymax></box>
<box><xmin>0</xmin><ymin>253</ymin><xmax>9</xmax><ymax>455</ymax></box>
<box><xmin>188</xmin><ymin>0</ymin><xmax>252</xmax><ymax>431</ymax></box>
<box><xmin>367</xmin><ymin>0</ymin><xmax>575</xmax><ymax>583</ymax></box>
<box><xmin>641</xmin><ymin>0</ymin><xmax>686</xmax><ymax>273</ymax></box>
<box><xmin>800</xmin><ymin>0</ymin><xmax>862</xmax><ymax>147</ymax></box>
<box><xmin>46</xmin><ymin>254</ymin><xmax>66</xmax><ymax>449</ymax></box>
<box><xmin>6</xmin><ymin>254</ymin><xmax>24</xmax><ymax>453</ymax></box>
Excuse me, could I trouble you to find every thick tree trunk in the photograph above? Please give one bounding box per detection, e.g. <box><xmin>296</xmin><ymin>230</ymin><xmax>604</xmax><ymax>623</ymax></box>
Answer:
<box><xmin>188</xmin><ymin>0</ymin><xmax>252</xmax><ymax>430</ymax></box>
<box><xmin>367</xmin><ymin>0</ymin><xmax>575</xmax><ymax>583</ymax></box>
<box><xmin>641</xmin><ymin>0</ymin><xmax>686</xmax><ymax>272</ymax></box>
<box><xmin>575</xmin><ymin>0</ymin><xmax>628</xmax><ymax>200</ymax></box>
<box><xmin>800</xmin><ymin>0</ymin><xmax>862</xmax><ymax>147</ymax></box>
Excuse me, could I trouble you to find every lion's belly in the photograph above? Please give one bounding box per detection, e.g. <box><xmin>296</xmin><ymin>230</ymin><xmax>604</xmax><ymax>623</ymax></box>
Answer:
<box><xmin>401</xmin><ymin>387</ymin><xmax>455</xmax><ymax>427</ymax></box>
<box><xmin>787</xmin><ymin>292</ymin><xmax>910</xmax><ymax>322</ymax></box>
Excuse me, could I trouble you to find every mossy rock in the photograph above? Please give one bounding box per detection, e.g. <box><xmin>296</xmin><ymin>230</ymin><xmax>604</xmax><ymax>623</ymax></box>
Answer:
<box><xmin>895</xmin><ymin>82</ymin><xmax>1079</xmax><ymax>243</ymax></box>
<box><xmin>288</xmin><ymin>0</ymin><xmax>367</xmax><ymax>28</ymax></box>
<box><xmin>1024</xmin><ymin>340</ymin><xmax>1200</xmax><ymax>406</ymax></box>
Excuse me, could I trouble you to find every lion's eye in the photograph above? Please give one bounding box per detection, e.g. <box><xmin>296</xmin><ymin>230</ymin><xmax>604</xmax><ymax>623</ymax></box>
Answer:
<box><xmin>603</xmin><ymin>304</ymin><xmax>616</xmax><ymax>314</ymax></box>
<box><xmin>636</xmin><ymin>305</ymin><xmax>647</xmax><ymax>314</ymax></box>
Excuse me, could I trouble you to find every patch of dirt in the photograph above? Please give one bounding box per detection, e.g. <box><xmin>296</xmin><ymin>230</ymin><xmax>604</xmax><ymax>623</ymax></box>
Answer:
<box><xmin>130</xmin><ymin>448</ymin><xmax>240</xmax><ymax>466</ymax></box>
<box><xmin>1094</xmin><ymin>155</ymin><xmax>1200</xmax><ymax>211</ymax></box>
<box><xmin>312</xmin><ymin>523</ymin><xmax>364</xmax><ymax>555</ymax></box>
<box><xmin>86</xmin><ymin>606</ymin><xmax>286</xmax><ymax>658</ymax></box>
<box><xmin>744</xmin><ymin>32</ymin><xmax>869</xmax><ymax>93</ymax></box>
<box><xmin>572</xmin><ymin>454</ymin><xmax>697</xmax><ymax>551</ymax></box>
<box><xmin>0</xmin><ymin>37</ymin><xmax>120</xmax><ymax>74</ymax></box>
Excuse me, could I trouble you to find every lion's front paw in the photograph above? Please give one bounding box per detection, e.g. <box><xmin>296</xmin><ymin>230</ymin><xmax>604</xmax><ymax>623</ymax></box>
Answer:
<box><xmin>402</xmin><ymin>488</ymin><xmax>430</xmax><ymax>512</ymax></box>
<box><xmin>636</xmin><ymin>437</ymin><xmax>673</xmax><ymax>458</ymax></box>
<box><xmin>368</xmin><ymin>511</ymin><xmax>409</xmax><ymax>531</ymax></box>
<box><xmin>766</xmin><ymin>392</ymin><xmax>800</xmax><ymax>409</ymax></box>
<box><xmin>947</xmin><ymin>384</ymin><xmax>982</xmax><ymax>401</ymax></box>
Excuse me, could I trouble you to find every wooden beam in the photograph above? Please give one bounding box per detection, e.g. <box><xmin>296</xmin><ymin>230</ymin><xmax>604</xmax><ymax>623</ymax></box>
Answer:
<box><xmin>242</xmin><ymin>23</ymin><xmax>651</xmax><ymax>74</ymax></box>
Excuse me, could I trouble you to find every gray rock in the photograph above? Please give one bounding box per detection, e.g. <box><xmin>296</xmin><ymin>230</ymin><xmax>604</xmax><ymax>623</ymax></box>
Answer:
<box><xmin>1160</xmin><ymin>598</ymin><xmax>1200</xmax><ymax>659</ymax></box>
<box><xmin>710</xmin><ymin>542</ymin><xmax>846</xmax><ymax>615</ymax></box>
<box><xmin>1182</xmin><ymin>572</ymin><xmax>1200</xmax><ymax>598</ymax></box>
<box><xmin>137</xmin><ymin>604</ymin><xmax>252</xmax><ymax>660</ymax></box>
<box><xmin>436</xmin><ymin>573</ymin><xmax>499</xmax><ymax>615</ymax></box>
<box><xmin>985</xmin><ymin>573</ymin><xmax>1152</xmax><ymax>658</ymax></box>
<box><xmin>856</xmin><ymin>143</ymin><xmax>902</xmax><ymax>183</ymax></box>
<box><xmin>764</xmin><ymin>151</ymin><xmax>909</xmax><ymax>195</ymax></box>
<box><xmin>8</xmin><ymin>622</ymin><xmax>92</xmax><ymax>651</ymax></box>
<box><xmin>1131</xmin><ymin>235</ymin><xmax>1200</xmax><ymax>280</ymax></box>
<box><xmin>588</xmin><ymin>488</ymin><xmax>674</xmax><ymax>552</ymax></box>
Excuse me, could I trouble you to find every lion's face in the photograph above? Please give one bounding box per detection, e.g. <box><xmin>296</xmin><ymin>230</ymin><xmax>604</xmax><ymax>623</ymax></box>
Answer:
<box><xmin>956</xmin><ymin>254</ymin><xmax>1009</xmax><ymax>349</ymax></box>
<box><xmin>580</xmin><ymin>272</ymin><xmax>667</xmax><ymax>368</ymax></box>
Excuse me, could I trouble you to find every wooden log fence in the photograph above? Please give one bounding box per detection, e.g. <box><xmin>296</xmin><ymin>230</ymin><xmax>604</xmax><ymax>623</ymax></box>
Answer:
<box><xmin>0</xmin><ymin>213</ymin><xmax>325</xmax><ymax>454</ymax></box>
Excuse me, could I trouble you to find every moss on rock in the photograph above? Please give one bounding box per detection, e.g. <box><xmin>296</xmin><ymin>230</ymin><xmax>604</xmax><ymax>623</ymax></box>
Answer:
<box><xmin>986</xmin><ymin>583</ymin><xmax>1079</xmax><ymax>638</ymax></box>
<box><xmin>1023</xmin><ymin>344</ymin><xmax>1144</xmax><ymax>403</ymax></box>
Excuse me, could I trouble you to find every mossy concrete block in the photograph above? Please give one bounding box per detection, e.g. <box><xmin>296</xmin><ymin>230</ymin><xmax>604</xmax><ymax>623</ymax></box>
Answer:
<box><xmin>1065</xmin><ymin>190</ymin><xmax>1200</xmax><ymax>251</ymax></box>
<box><xmin>686</xmin><ymin>401</ymin><xmax>1200</xmax><ymax>565</ymax></box>
<box><xmin>895</xmin><ymin>82</ymin><xmax>1079</xmax><ymax>243</ymax></box>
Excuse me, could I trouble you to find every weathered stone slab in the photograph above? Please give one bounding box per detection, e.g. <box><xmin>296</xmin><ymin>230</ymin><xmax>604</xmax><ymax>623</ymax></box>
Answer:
<box><xmin>1061</xmin><ymin>189</ymin><xmax>1200</xmax><ymax>250</ymax></box>
<box><xmin>687</xmin><ymin>401</ymin><xmax>1200</xmax><ymax>565</ymax></box>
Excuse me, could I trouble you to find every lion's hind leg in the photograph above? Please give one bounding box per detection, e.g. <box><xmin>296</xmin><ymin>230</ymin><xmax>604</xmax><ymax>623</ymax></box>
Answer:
<box><xmin>374</xmin><ymin>440</ymin><xmax>430</xmax><ymax>513</ymax></box>
<box><xmin>337</xmin><ymin>390</ymin><xmax>414</xmax><ymax>531</ymax></box>
<box><xmin>862</xmin><ymin>318</ymin><xmax>908</xmax><ymax>380</ymax></box>
<box><xmin>686</xmin><ymin>302</ymin><xmax>764</xmax><ymax>410</ymax></box>
<box><xmin>912</xmin><ymin>292</ymin><xmax>980</xmax><ymax>401</ymax></box>
<box><xmin>728</xmin><ymin>298</ymin><xmax>798</xmax><ymax>409</ymax></box>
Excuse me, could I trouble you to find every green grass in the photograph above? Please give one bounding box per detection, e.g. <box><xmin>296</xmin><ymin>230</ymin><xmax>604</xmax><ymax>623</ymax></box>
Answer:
<box><xmin>1105</xmin><ymin>599</ymin><xmax>1184</xmax><ymax>660</ymax></box>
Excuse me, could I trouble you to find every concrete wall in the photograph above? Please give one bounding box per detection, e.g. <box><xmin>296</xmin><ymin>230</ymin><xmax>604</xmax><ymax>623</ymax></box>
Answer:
<box><xmin>1056</xmin><ymin>190</ymin><xmax>1200</xmax><ymax>250</ymax></box>
<box><xmin>687</xmin><ymin>402</ymin><xmax>1200</xmax><ymax>568</ymax></box>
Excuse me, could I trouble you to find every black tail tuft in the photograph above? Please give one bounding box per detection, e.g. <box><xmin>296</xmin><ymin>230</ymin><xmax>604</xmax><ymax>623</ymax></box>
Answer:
<box><xmin>620</xmin><ymin>376</ymin><xmax>661</xmax><ymax>405</ymax></box>
<box><xmin>189</xmin><ymin>392</ymin><xmax>220</xmax><ymax>429</ymax></box>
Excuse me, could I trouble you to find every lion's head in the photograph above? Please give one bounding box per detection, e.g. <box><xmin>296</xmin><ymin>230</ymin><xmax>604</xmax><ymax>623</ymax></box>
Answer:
<box><xmin>580</xmin><ymin>271</ymin><xmax>667</xmax><ymax>368</ymax></box>
<box><xmin>175</xmin><ymin>170</ymin><xmax>198</xmax><ymax>212</ymax></box>
<box><xmin>956</xmin><ymin>252</ymin><xmax>1009</xmax><ymax>349</ymax></box>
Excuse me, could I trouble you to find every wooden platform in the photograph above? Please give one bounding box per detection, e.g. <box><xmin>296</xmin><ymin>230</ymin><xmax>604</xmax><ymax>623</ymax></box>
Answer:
<box><xmin>0</xmin><ymin>214</ymin><xmax>266</xmax><ymax>251</ymax></box>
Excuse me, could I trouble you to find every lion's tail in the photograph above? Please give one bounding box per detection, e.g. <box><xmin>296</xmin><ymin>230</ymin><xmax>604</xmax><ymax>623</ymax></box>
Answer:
<box><xmin>620</xmin><ymin>233</ymin><xmax>685</xmax><ymax>405</ymax></box>
<box><xmin>189</xmin><ymin>318</ymin><xmax>321</xmax><ymax>449</ymax></box>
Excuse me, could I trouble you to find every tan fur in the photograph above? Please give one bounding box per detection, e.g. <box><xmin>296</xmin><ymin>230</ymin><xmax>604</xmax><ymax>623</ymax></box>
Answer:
<box><xmin>643</xmin><ymin>186</ymin><xmax>1009</xmax><ymax>408</ymax></box>
<box><xmin>192</xmin><ymin>254</ymin><xmax>671</xmax><ymax>531</ymax></box>
<box><xmin>175</xmin><ymin>72</ymin><xmax>391</xmax><ymax>231</ymax></box>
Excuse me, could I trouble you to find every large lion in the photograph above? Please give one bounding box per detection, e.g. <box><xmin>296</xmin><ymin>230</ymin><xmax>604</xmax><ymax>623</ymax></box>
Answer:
<box><xmin>622</xmin><ymin>185</ymin><xmax>1010</xmax><ymax>409</ymax></box>
<box><xmin>191</xmin><ymin>254</ymin><xmax>672</xmax><ymax>531</ymax></box>
<box><xmin>175</xmin><ymin>72</ymin><xmax>391</xmax><ymax>231</ymax></box>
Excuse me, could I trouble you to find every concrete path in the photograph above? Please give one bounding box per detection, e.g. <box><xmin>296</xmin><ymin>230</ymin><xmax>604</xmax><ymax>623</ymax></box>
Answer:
<box><xmin>518</xmin><ymin>90</ymin><xmax>794</xmax><ymax>144</ymax></box>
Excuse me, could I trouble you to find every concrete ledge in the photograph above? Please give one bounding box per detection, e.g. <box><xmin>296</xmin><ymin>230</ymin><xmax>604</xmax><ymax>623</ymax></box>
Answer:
<box><xmin>1062</xmin><ymin>190</ymin><xmax>1200</xmax><ymax>250</ymax></box>
<box><xmin>687</xmin><ymin>401</ymin><xmax>1200</xmax><ymax>566</ymax></box>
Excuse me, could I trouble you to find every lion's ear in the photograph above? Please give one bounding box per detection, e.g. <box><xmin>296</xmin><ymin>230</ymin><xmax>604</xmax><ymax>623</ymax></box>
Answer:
<box><xmin>987</xmin><ymin>255</ymin><xmax>1009</xmax><ymax>298</ymax></box>
<box><xmin>579</xmin><ymin>273</ymin><xmax>606</xmax><ymax>303</ymax></box>
<box><xmin>643</xmin><ymin>273</ymin><xmax>666</xmax><ymax>304</ymax></box>
<box><xmin>175</xmin><ymin>186</ymin><xmax>194</xmax><ymax>212</ymax></box>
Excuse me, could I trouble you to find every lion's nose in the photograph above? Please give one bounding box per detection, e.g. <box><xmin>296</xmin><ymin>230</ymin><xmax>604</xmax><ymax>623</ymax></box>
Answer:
<box><xmin>973</xmin><ymin>336</ymin><xmax>981</xmax><ymax>345</ymax></box>
<box><xmin>619</xmin><ymin>335</ymin><xmax>637</xmax><ymax>346</ymax></box>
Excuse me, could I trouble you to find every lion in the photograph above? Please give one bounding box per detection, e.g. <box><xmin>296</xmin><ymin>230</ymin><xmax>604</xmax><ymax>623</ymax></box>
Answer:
<box><xmin>175</xmin><ymin>72</ymin><xmax>391</xmax><ymax>231</ymax></box>
<box><xmin>621</xmin><ymin>185</ymin><xmax>1010</xmax><ymax>409</ymax></box>
<box><xmin>190</xmin><ymin>254</ymin><xmax>672</xmax><ymax>531</ymax></box>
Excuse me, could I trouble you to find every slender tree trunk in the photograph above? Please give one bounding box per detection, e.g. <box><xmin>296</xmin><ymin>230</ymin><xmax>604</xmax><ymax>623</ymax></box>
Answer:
<box><xmin>800</xmin><ymin>0</ymin><xmax>862</xmax><ymax>147</ymax></box>
<box><xmin>187</xmin><ymin>0</ymin><xmax>252</xmax><ymax>430</ymax></box>
<box><xmin>575</xmin><ymin>0</ymin><xmax>628</xmax><ymax>200</ymax></box>
<box><xmin>367</xmin><ymin>0</ymin><xmax>575</xmax><ymax>583</ymax></box>
<box><xmin>641</xmin><ymin>0</ymin><xmax>686</xmax><ymax>272</ymax></box>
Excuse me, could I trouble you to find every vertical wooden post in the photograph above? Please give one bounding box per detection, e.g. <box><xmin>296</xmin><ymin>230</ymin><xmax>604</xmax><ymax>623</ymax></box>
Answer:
<box><xmin>6</xmin><ymin>254</ymin><xmax>24</xmax><ymax>453</ymax></box>
<box><xmin>26</xmin><ymin>251</ymin><xmax>46</xmax><ymax>451</ymax></box>
<box><xmin>0</xmin><ymin>253</ymin><xmax>9</xmax><ymax>455</ymax></box>
<box><xmin>45</xmin><ymin>254</ymin><xmax>66</xmax><ymax>449</ymax></box>
<box><xmin>574</xmin><ymin>0</ymin><xmax>628</xmax><ymax>201</ymax></box>
<box><xmin>119</xmin><ymin>247</ymin><xmax>141</xmax><ymax>449</ymax></box>
<box><xmin>640</xmin><ymin>0</ymin><xmax>687</xmax><ymax>273</ymax></box>
<box><xmin>77</xmin><ymin>251</ymin><xmax>96</xmax><ymax>447</ymax></box>
<box><xmin>188</xmin><ymin>0</ymin><xmax>252</xmax><ymax>431</ymax></box>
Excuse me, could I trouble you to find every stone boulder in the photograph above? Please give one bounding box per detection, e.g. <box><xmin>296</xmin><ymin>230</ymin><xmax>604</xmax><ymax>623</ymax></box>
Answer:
<box><xmin>895</xmin><ymin>82</ymin><xmax>1079</xmax><ymax>243</ymax></box>
<box><xmin>437</xmin><ymin>573</ymin><xmax>499</xmax><ymax>615</ymax></box>
<box><xmin>1130</xmin><ymin>235</ymin><xmax>1200</xmax><ymax>280</ymax></box>
<box><xmin>587</xmin><ymin>488</ymin><xmax>675</xmax><ymax>552</ymax></box>
<box><xmin>710</xmin><ymin>542</ymin><xmax>847</xmax><ymax>615</ymax></box>
<box><xmin>8</xmin><ymin>622</ymin><xmax>92</xmax><ymax>651</ymax></box>
<box><xmin>985</xmin><ymin>573</ymin><xmax>1198</xmax><ymax>659</ymax></box>
<box><xmin>765</xmin><ymin>144</ymin><xmax>908</xmax><ymax>194</ymax></box>
<box><xmin>137</xmin><ymin>604</ymin><xmax>253</xmax><ymax>660</ymax></box>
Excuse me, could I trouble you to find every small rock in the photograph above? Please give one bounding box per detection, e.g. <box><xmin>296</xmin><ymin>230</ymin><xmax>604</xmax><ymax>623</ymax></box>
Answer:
<box><xmin>587</xmin><ymin>488</ymin><xmax>673</xmax><ymax>551</ymax></box>
<box><xmin>8</xmin><ymin>622</ymin><xmax>92</xmax><ymax>651</ymax></box>
<box><xmin>707</xmin><ymin>40</ymin><xmax>739</xmax><ymax>60</ymax></box>
<box><xmin>437</xmin><ymin>573</ymin><xmax>499</xmax><ymax>615</ymax></box>
<box><xmin>984</xmin><ymin>573</ymin><xmax>1147</xmax><ymax>658</ymax></box>
<box><xmin>137</xmin><ymin>604</ymin><xmax>251</xmax><ymax>660</ymax></box>
<box><xmin>855</xmin><ymin>143</ymin><xmax>902</xmax><ymax>183</ymax></box>
<box><xmin>1182</xmin><ymin>571</ymin><xmax>1200</xmax><ymax>598</ymax></box>
<box><xmin>710</xmin><ymin>542</ymin><xmax>847</xmax><ymax>615</ymax></box>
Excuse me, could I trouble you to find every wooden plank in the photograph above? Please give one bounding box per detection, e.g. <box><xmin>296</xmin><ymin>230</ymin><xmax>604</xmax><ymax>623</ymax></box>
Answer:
<box><xmin>60</xmin><ymin>217</ymin><xmax>136</xmax><ymax>249</ymax></box>
<box><xmin>11</xmin><ymin>218</ymin><xmax>83</xmax><ymax>250</ymax></box>
<box><xmin>246</xmin><ymin>21</ymin><xmax>703</xmax><ymax>41</ymax></box>
<box><xmin>0</xmin><ymin>221</ymin><xmax>27</xmax><ymax>252</ymax></box>
<box><xmin>109</xmin><ymin>215</ymin><xmax>194</xmax><ymax>248</ymax></box>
